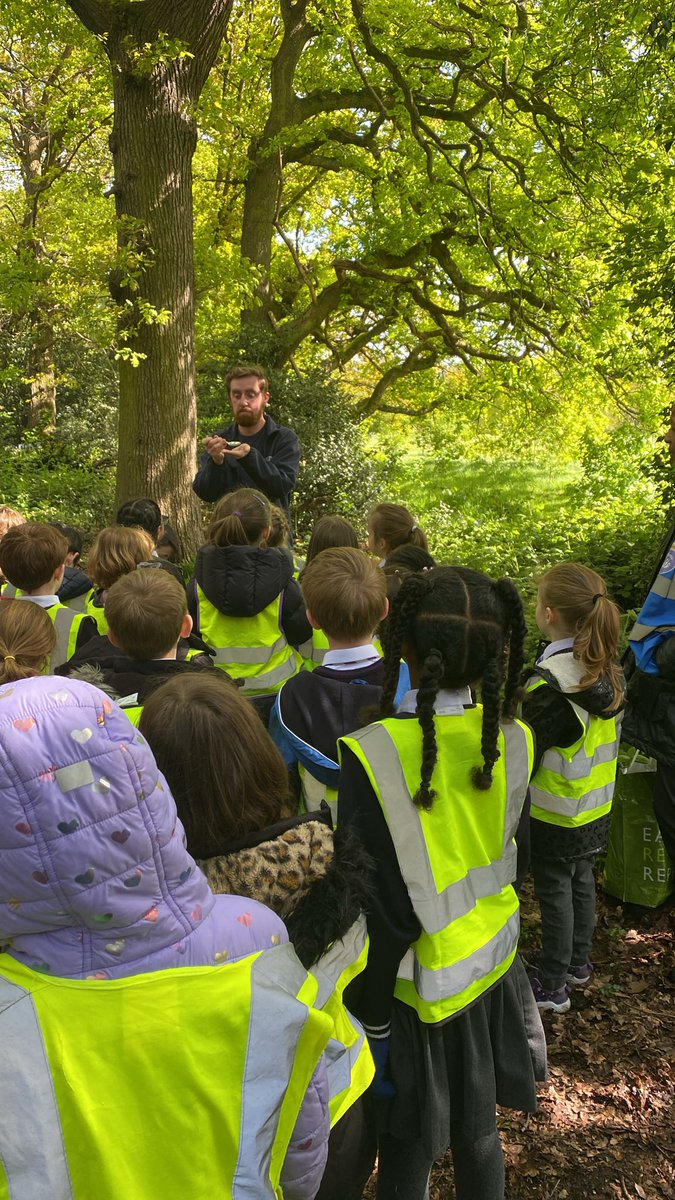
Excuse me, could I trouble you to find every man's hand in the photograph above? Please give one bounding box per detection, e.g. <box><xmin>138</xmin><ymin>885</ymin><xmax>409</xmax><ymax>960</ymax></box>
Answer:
<box><xmin>203</xmin><ymin>436</ymin><xmax>251</xmax><ymax>465</ymax></box>
<box><xmin>224</xmin><ymin>442</ymin><xmax>251</xmax><ymax>460</ymax></box>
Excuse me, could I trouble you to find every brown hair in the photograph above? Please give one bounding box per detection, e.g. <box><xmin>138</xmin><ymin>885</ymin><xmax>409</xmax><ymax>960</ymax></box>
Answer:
<box><xmin>0</xmin><ymin>506</ymin><xmax>26</xmax><ymax>539</ymax></box>
<box><xmin>0</xmin><ymin>522</ymin><xmax>68</xmax><ymax>591</ymax></box>
<box><xmin>302</xmin><ymin>547</ymin><xmax>387</xmax><ymax>642</ymax></box>
<box><xmin>305</xmin><ymin>515</ymin><xmax>359</xmax><ymax>566</ymax></box>
<box><xmin>266</xmin><ymin>505</ymin><xmax>291</xmax><ymax>549</ymax></box>
<box><xmin>0</xmin><ymin>599</ymin><xmax>56</xmax><ymax>683</ymax></box>
<box><xmin>207</xmin><ymin>489</ymin><xmax>271</xmax><ymax>548</ymax></box>
<box><xmin>87</xmin><ymin>526</ymin><xmax>155</xmax><ymax>590</ymax></box>
<box><xmin>139</xmin><ymin>673</ymin><xmax>293</xmax><ymax>857</ymax></box>
<box><xmin>226</xmin><ymin>363</ymin><xmax>268</xmax><ymax>394</ymax></box>
<box><xmin>105</xmin><ymin>569</ymin><xmax>187</xmax><ymax>660</ymax></box>
<box><xmin>538</xmin><ymin>563</ymin><xmax>624</xmax><ymax>706</ymax></box>
<box><xmin>369</xmin><ymin>503</ymin><xmax>429</xmax><ymax>556</ymax></box>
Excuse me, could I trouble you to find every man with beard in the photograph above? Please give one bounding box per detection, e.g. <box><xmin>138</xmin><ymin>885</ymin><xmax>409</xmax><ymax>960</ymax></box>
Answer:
<box><xmin>192</xmin><ymin>365</ymin><xmax>300</xmax><ymax>516</ymax></box>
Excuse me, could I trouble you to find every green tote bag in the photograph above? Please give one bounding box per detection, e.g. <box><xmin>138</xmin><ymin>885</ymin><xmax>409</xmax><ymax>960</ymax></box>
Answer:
<box><xmin>603</xmin><ymin>748</ymin><xmax>675</xmax><ymax>907</ymax></box>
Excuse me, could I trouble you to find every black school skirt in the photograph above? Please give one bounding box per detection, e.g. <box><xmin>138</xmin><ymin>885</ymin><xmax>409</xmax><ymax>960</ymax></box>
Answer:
<box><xmin>382</xmin><ymin>955</ymin><xmax>547</xmax><ymax>1160</ymax></box>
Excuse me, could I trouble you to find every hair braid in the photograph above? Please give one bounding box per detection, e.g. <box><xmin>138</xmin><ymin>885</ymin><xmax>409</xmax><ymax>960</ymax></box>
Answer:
<box><xmin>379</xmin><ymin>573</ymin><xmax>435</xmax><ymax>717</ymax></box>
<box><xmin>493</xmin><ymin>577</ymin><xmax>527</xmax><ymax>718</ymax></box>
<box><xmin>414</xmin><ymin>648</ymin><xmax>444</xmax><ymax>808</ymax></box>
<box><xmin>473</xmin><ymin>655</ymin><xmax>504</xmax><ymax>790</ymax></box>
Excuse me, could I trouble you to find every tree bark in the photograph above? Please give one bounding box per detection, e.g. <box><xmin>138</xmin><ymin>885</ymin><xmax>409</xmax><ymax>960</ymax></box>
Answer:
<box><xmin>26</xmin><ymin>318</ymin><xmax>57</xmax><ymax>432</ymax></box>
<box><xmin>67</xmin><ymin>0</ymin><xmax>232</xmax><ymax>556</ymax></box>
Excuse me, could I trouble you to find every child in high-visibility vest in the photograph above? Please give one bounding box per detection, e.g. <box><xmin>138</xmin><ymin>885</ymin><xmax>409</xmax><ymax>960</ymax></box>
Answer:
<box><xmin>189</xmin><ymin>488</ymin><xmax>311</xmax><ymax>717</ymax></box>
<box><xmin>297</xmin><ymin>516</ymin><xmax>360</xmax><ymax>668</ymax></box>
<box><xmin>0</xmin><ymin>522</ymin><xmax>97</xmax><ymax>669</ymax></box>
<box><xmin>139</xmin><ymin>668</ymin><xmax>376</xmax><ymax>1195</ymax></box>
<box><xmin>0</xmin><ymin>674</ymin><xmax>331</xmax><ymax>1199</ymax></box>
<box><xmin>337</xmin><ymin>566</ymin><xmax>545</xmax><ymax>1200</ymax></box>
<box><xmin>523</xmin><ymin>563</ymin><xmax>624</xmax><ymax>1013</ymax></box>
<box><xmin>84</xmin><ymin>524</ymin><xmax>156</xmax><ymax>636</ymax></box>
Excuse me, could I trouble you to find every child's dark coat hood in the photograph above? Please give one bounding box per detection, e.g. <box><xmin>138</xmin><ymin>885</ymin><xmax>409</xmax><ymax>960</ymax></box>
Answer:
<box><xmin>194</xmin><ymin>544</ymin><xmax>292</xmax><ymax>617</ymax></box>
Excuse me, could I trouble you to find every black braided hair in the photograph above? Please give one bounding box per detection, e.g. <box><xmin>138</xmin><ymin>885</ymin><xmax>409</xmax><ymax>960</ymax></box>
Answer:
<box><xmin>493</xmin><ymin>577</ymin><xmax>527</xmax><ymax>718</ymax></box>
<box><xmin>379</xmin><ymin>566</ymin><xmax>526</xmax><ymax>805</ymax></box>
<box><xmin>473</xmin><ymin>655</ymin><xmax>504</xmax><ymax>790</ymax></box>
<box><xmin>380</xmin><ymin>572</ymin><xmax>435</xmax><ymax>717</ymax></box>
<box><xmin>414</xmin><ymin>648</ymin><xmax>444</xmax><ymax>808</ymax></box>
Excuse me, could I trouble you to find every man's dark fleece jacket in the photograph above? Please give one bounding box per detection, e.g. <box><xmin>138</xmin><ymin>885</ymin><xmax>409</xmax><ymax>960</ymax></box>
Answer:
<box><xmin>189</xmin><ymin>543</ymin><xmax>311</xmax><ymax>649</ymax></box>
<box><xmin>192</xmin><ymin>415</ymin><xmax>300</xmax><ymax>514</ymax></box>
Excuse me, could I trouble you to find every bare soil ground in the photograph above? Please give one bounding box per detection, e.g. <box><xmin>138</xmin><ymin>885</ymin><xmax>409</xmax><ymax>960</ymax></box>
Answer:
<box><xmin>364</xmin><ymin>885</ymin><xmax>675</xmax><ymax>1199</ymax></box>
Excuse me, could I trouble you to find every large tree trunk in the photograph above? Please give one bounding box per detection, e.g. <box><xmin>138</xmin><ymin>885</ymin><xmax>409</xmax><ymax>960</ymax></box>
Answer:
<box><xmin>26</xmin><ymin>317</ymin><xmax>57</xmax><ymax>433</ymax></box>
<box><xmin>67</xmin><ymin>0</ymin><xmax>232</xmax><ymax>556</ymax></box>
<box><xmin>107</xmin><ymin>50</ymin><xmax>203</xmax><ymax>552</ymax></box>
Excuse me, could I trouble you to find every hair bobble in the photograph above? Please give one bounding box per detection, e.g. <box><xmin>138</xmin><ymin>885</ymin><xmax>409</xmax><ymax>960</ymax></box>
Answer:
<box><xmin>592</xmin><ymin>593</ymin><xmax>606</xmax><ymax>605</ymax></box>
<box><xmin>2</xmin><ymin>654</ymin><xmax>16</xmax><ymax>663</ymax></box>
<box><xmin>410</xmin><ymin>524</ymin><xmax>418</xmax><ymax>534</ymax></box>
<box><xmin>232</xmin><ymin>510</ymin><xmax>242</xmax><ymax>517</ymax></box>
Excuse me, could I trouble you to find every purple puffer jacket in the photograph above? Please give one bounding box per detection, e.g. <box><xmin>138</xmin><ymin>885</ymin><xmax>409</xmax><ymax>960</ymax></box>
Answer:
<box><xmin>0</xmin><ymin>676</ymin><xmax>329</xmax><ymax>1200</ymax></box>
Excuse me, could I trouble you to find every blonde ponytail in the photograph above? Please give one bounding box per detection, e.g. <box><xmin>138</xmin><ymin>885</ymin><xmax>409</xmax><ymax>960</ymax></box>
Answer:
<box><xmin>539</xmin><ymin>563</ymin><xmax>624</xmax><ymax>709</ymax></box>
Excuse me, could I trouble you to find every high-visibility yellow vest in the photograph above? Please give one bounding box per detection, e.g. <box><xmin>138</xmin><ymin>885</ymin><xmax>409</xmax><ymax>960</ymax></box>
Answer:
<box><xmin>0</xmin><ymin>944</ymin><xmax>333</xmax><ymax>1200</ymax></box>
<box><xmin>197</xmin><ymin>587</ymin><xmax>300</xmax><ymax>695</ymax></box>
<box><xmin>86</xmin><ymin>588</ymin><xmax>108</xmax><ymax>635</ymax></box>
<box><xmin>340</xmin><ymin>709</ymin><xmax>533</xmax><ymax>1024</ymax></box>
<box><xmin>309</xmin><ymin>914</ymin><xmax>374</xmax><ymax>1125</ymax></box>
<box><xmin>1</xmin><ymin>582</ymin><xmax>18</xmax><ymax>598</ymax></box>
<box><xmin>45</xmin><ymin>604</ymin><xmax>90</xmax><ymax>670</ymax></box>
<box><xmin>526</xmin><ymin>674</ymin><xmax>620</xmax><ymax>828</ymax></box>
<box><xmin>298</xmin><ymin>765</ymin><xmax>338</xmax><ymax>823</ymax></box>
<box><xmin>61</xmin><ymin>590</ymin><xmax>90</xmax><ymax>614</ymax></box>
<box><xmin>299</xmin><ymin>628</ymin><xmax>329</xmax><ymax>671</ymax></box>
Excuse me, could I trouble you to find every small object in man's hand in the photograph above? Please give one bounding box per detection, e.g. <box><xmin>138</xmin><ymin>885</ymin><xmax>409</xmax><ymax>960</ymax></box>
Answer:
<box><xmin>225</xmin><ymin>441</ymin><xmax>242</xmax><ymax>448</ymax></box>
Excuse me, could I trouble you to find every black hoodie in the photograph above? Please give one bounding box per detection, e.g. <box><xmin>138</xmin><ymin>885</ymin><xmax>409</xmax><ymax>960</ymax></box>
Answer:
<box><xmin>190</xmin><ymin>543</ymin><xmax>311</xmax><ymax>648</ymax></box>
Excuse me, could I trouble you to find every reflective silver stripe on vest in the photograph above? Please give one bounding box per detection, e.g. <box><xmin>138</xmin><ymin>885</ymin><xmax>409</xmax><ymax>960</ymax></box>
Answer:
<box><xmin>310</xmin><ymin>917</ymin><xmax>369</xmax><ymax>1107</ymax></box>
<box><xmin>397</xmin><ymin>907</ymin><xmax>520</xmax><ymax>1003</ymax></box>
<box><xmin>648</xmin><ymin>572</ymin><xmax>675</xmax><ymax>601</ymax></box>
<box><xmin>62</xmin><ymin>592</ymin><xmax>89</xmax><ymax>614</ymax></box>
<box><xmin>212</xmin><ymin>633</ymin><xmax>287</xmax><ymax>666</ymax></box>
<box><xmin>236</xmin><ymin>655</ymin><xmax>299</xmax><ymax>693</ymax></box>
<box><xmin>311</xmin><ymin>915</ymin><xmax>368</xmax><ymax>1010</ymax></box>
<box><xmin>357</xmin><ymin>721</ymin><xmax>529</xmax><ymax>933</ymax></box>
<box><xmin>0</xmin><ymin>974</ymin><xmax>74</xmax><ymax>1199</ymax></box>
<box><xmin>52</xmin><ymin>607</ymin><xmax>77</xmax><ymax>668</ymax></box>
<box><xmin>630</xmin><ymin>619</ymin><xmax>675</xmax><ymax>641</ymax></box>
<box><xmin>322</xmin><ymin>1029</ymin><xmax>367</xmax><ymax>1102</ymax></box>
<box><xmin>542</xmin><ymin>736</ymin><xmax>619</xmax><ymax>780</ymax></box>
<box><xmin>233</xmin><ymin>942</ymin><xmax>320</xmax><ymax>1199</ymax></box>
<box><xmin>2</xmin><ymin>583</ymin><xmax>17</xmax><ymax>597</ymax></box>
<box><xmin>529</xmin><ymin>779</ymin><xmax>615</xmax><ymax>818</ymax></box>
